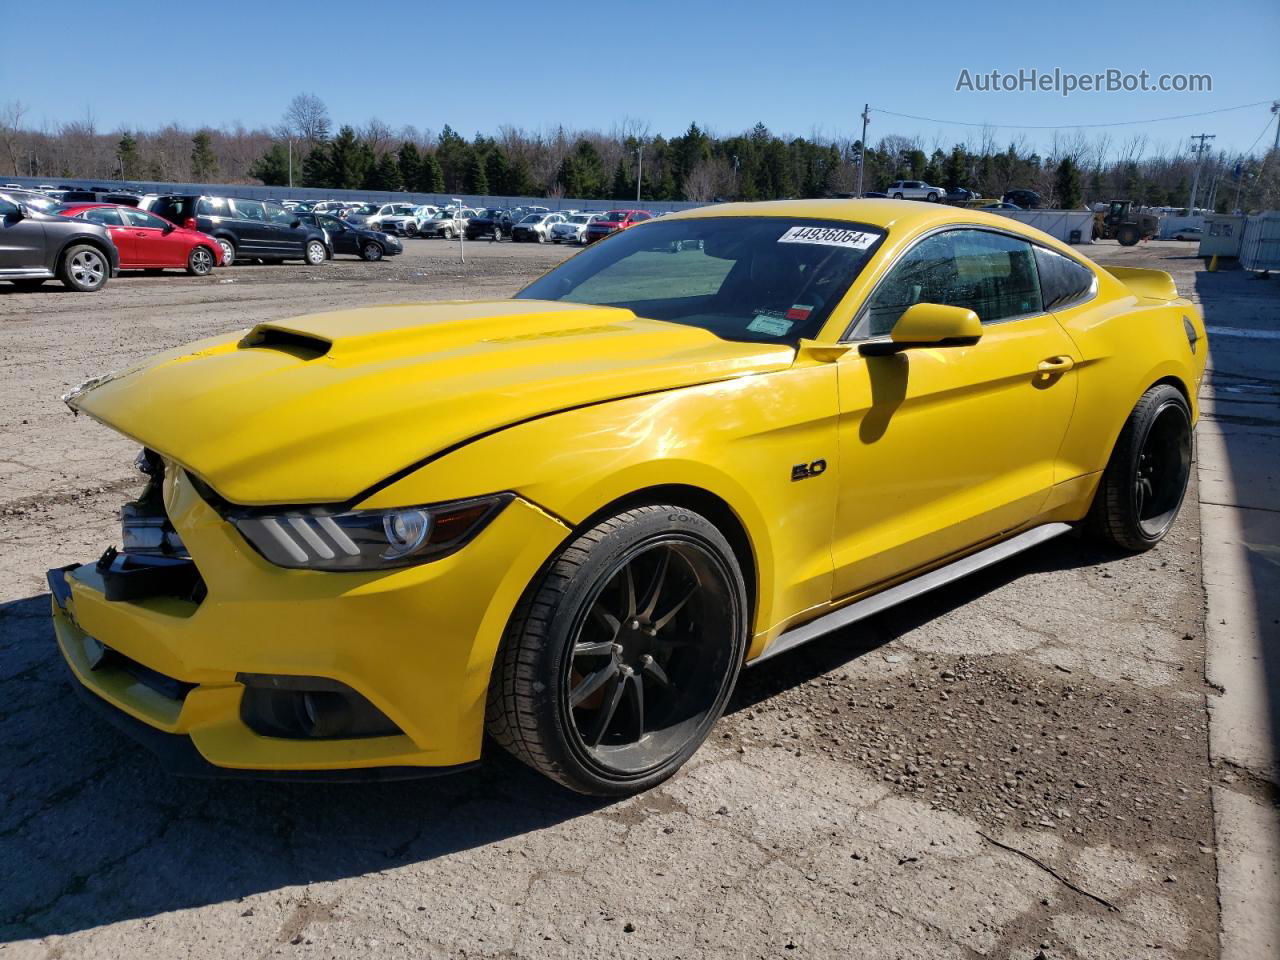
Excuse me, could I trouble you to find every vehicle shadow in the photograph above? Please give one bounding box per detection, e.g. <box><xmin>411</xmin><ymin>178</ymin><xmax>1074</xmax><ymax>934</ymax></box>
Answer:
<box><xmin>1192</xmin><ymin>267</ymin><xmax>1280</xmax><ymax>782</ymax></box>
<box><xmin>0</xmin><ymin>592</ymin><xmax>605</xmax><ymax>942</ymax></box>
<box><xmin>0</xmin><ymin>534</ymin><xmax>1119</xmax><ymax>941</ymax></box>
<box><xmin>730</xmin><ymin>531</ymin><xmax>1125</xmax><ymax>711</ymax></box>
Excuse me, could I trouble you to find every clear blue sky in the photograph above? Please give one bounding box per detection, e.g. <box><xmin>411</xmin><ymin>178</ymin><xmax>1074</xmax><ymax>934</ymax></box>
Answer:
<box><xmin>5</xmin><ymin>0</ymin><xmax>1278</xmax><ymax>156</ymax></box>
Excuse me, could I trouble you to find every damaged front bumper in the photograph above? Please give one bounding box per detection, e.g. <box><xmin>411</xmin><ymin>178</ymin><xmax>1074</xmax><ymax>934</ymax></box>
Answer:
<box><xmin>47</xmin><ymin>466</ymin><xmax>570</xmax><ymax>780</ymax></box>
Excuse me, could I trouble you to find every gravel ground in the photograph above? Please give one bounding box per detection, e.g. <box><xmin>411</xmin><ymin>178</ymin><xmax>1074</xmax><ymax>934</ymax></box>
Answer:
<box><xmin>0</xmin><ymin>237</ymin><xmax>1221</xmax><ymax>958</ymax></box>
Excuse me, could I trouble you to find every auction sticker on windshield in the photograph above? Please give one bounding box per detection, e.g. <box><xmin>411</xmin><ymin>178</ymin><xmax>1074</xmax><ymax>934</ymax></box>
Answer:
<box><xmin>778</xmin><ymin>226</ymin><xmax>877</xmax><ymax>249</ymax></box>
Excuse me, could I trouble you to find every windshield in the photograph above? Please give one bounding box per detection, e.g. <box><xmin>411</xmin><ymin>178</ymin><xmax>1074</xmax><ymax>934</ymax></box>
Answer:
<box><xmin>520</xmin><ymin>214</ymin><xmax>543</xmax><ymax>223</ymax></box>
<box><xmin>603</xmin><ymin>211</ymin><xmax>629</xmax><ymax>222</ymax></box>
<box><xmin>9</xmin><ymin>192</ymin><xmax>60</xmax><ymax>212</ymax></box>
<box><xmin>516</xmin><ymin>217</ymin><xmax>885</xmax><ymax>346</ymax></box>
<box><xmin>568</xmin><ymin>215</ymin><xmax>589</xmax><ymax>224</ymax></box>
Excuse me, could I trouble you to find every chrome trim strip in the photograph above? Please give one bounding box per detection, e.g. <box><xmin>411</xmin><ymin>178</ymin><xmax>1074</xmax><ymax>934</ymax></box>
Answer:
<box><xmin>749</xmin><ymin>522</ymin><xmax>1073</xmax><ymax>666</ymax></box>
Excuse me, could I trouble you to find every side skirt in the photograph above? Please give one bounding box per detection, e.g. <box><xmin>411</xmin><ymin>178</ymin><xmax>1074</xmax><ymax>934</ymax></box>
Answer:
<box><xmin>750</xmin><ymin>523</ymin><xmax>1073</xmax><ymax>666</ymax></box>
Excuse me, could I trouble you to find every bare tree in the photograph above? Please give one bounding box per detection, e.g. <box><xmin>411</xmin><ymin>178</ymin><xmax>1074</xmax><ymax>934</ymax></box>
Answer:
<box><xmin>361</xmin><ymin>118</ymin><xmax>395</xmax><ymax>155</ymax></box>
<box><xmin>279</xmin><ymin>93</ymin><xmax>330</xmax><ymax>147</ymax></box>
<box><xmin>683</xmin><ymin>159</ymin><xmax>719</xmax><ymax>202</ymax></box>
<box><xmin>1</xmin><ymin>101</ymin><xmax>27</xmax><ymax>175</ymax></box>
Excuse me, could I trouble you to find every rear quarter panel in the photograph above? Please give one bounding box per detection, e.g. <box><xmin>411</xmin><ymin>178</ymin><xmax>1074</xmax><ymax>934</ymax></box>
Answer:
<box><xmin>1050</xmin><ymin>268</ymin><xmax>1206</xmax><ymax>482</ymax></box>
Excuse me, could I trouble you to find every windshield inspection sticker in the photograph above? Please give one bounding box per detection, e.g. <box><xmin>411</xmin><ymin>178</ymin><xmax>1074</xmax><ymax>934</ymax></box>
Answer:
<box><xmin>747</xmin><ymin>312</ymin><xmax>794</xmax><ymax>337</ymax></box>
<box><xmin>778</xmin><ymin>226</ymin><xmax>877</xmax><ymax>250</ymax></box>
<box><xmin>785</xmin><ymin>304</ymin><xmax>814</xmax><ymax>322</ymax></box>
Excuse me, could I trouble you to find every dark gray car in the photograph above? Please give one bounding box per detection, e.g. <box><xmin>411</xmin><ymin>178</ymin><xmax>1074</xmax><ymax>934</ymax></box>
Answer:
<box><xmin>1</xmin><ymin>189</ymin><xmax>119</xmax><ymax>292</ymax></box>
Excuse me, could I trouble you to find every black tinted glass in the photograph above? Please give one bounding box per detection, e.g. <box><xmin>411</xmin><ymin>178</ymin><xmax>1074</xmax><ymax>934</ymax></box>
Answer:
<box><xmin>1034</xmin><ymin>246</ymin><xmax>1097</xmax><ymax>310</ymax></box>
<box><xmin>517</xmin><ymin>217</ymin><xmax>886</xmax><ymax>345</ymax></box>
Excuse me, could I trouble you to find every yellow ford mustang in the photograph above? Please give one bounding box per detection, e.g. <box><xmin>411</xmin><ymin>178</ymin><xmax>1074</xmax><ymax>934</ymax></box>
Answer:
<box><xmin>49</xmin><ymin>200</ymin><xmax>1206</xmax><ymax>795</ymax></box>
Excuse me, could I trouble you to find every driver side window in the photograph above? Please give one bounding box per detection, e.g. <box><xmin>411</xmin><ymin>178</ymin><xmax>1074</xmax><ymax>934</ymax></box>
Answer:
<box><xmin>859</xmin><ymin>229</ymin><xmax>1043</xmax><ymax>337</ymax></box>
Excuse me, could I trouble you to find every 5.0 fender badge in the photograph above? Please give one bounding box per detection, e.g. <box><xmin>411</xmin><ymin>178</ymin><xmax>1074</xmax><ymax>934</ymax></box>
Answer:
<box><xmin>791</xmin><ymin>459</ymin><xmax>828</xmax><ymax>481</ymax></box>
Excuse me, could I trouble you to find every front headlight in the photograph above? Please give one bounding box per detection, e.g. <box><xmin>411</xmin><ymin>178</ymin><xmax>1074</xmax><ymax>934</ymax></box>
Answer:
<box><xmin>232</xmin><ymin>493</ymin><xmax>513</xmax><ymax>571</ymax></box>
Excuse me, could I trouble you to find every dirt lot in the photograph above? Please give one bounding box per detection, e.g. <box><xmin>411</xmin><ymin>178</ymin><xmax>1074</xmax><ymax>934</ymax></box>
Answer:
<box><xmin>0</xmin><ymin>236</ymin><xmax>1225</xmax><ymax>958</ymax></box>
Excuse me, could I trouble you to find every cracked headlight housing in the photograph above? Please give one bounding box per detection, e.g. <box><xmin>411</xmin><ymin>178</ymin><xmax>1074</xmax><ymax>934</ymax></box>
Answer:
<box><xmin>232</xmin><ymin>493</ymin><xmax>513</xmax><ymax>571</ymax></box>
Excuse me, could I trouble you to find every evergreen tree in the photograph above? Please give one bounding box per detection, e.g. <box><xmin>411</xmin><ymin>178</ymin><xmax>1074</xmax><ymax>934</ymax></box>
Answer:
<box><xmin>506</xmin><ymin>154</ymin><xmax>533</xmax><ymax>196</ymax></box>
<box><xmin>485</xmin><ymin>148</ymin><xmax>510</xmax><ymax>194</ymax></box>
<box><xmin>942</xmin><ymin>146</ymin><xmax>967</xmax><ymax>191</ymax></box>
<box><xmin>302</xmin><ymin>142</ymin><xmax>333</xmax><ymax>187</ymax></box>
<box><xmin>556</xmin><ymin>154</ymin><xmax>581</xmax><ymax>197</ymax></box>
<box><xmin>435</xmin><ymin>124</ymin><xmax>469</xmax><ymax>190</ymax></box>
<box><xmin>418</xmin><ymin>152</ymin><xmax>445</xmax><ymax>193</ymax></box>
<box><xmin>366</xmin><ymin>151</ymin><xmax>403</xmax><ymax>191</ymax></box>
<box><xmin>572</xmin><ymin>139</ymin><xmax>606</xmax><ymax>197</ymax></box>
<box><xmin>397</xmin><ymin>142</ymin><xmax>422</xmax><ymax>191</ymax></box>
<box><xmin>610</xmin><ymin>158</ymin><xmax>630</xmax><ymax>200</ymax></box>
<box><xmin>1054</xmin><ymin>157</ymin><xmax>1082</xmax><ymax>208</ymax></box>
<box><xmin>190</xmin><ymin>130</ymin><xmax>218</xmax><ymax>180</ymax></box>
<box><xmin>117</xmin><ymin>133</ymin><xmax>140</xmax><ymax>179</ymax></box>
<box><xmin>251</xmin><ymin>143</ymin><xmax>291</xmax><ymax>186</ymax></box>
<box><xmin>328</xmin><ymin>126</ymin><xmax>369</xmax><ymax>189</ymax></box>
<box><xmin>464</xmin><ymin>151</ymin><xmax>489</xmax><ymax>194</ymax></box>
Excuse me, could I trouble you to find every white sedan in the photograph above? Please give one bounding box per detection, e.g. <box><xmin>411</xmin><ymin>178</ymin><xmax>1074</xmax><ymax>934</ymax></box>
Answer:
<box><xmin>549</xmin><ymin>213</ymin><xmax>602</xmax><ymax>244</ymax></box>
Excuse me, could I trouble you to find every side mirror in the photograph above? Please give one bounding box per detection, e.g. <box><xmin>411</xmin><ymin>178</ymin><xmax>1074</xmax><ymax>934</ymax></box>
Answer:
<box><xmin>162</xmin><ymin>222</ymin><xmax>175</xmax><ymax>234</ymax></box>
<box><xmin>859</xmin><ymin>303</ymin><xmax>982</xmax><ymax>356</ymax></box>
<box><xmin>12</xmin><ymin>204</ymin><xmax>29</xmax><ymax>220</ymax></box>
<box><xmin>291</xmin><ymin>219</ymin><xmax>301</xmax><ymax>228</ymax></box>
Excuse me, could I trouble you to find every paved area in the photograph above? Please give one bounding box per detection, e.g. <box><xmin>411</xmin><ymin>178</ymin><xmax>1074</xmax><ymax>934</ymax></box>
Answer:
<box><xmin>1186</xmin><ymin>257</ymin><xmax>1280</xmax><ymax>960</ymax></box>
<box><xmin>0</xmin><ymin>237</ymin><xmax>1265</xmax><ymax>959</ymax></box>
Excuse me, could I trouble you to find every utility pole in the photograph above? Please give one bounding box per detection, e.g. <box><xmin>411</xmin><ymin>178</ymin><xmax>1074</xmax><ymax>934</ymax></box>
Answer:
<box><xmin>856</xmin><ymin>104</ymin><xmax>870</xmax><ymax>197</ymax></box>
<box><xmin>732</xmin><ymin>154</ymin><xmax>740</xmax><ymax>199</ymax></box>
<box><xmin>635</xmin><ymin>146</ymin><xmax>643</xmax><ymax>203</ymax></box>
<box><xmin>1187</xmin><ymin>132</ymin><xmax>1215</xmax><ymax>213</ymax></box>
<box><xmin>288</xmin><ymin>138</ymin><xmax>294</xmax><ymax>189</ymax></box>
<box><xmin>1272</xmin><ymin>101</ymin><xmax>1280</xmax><ymax>152</ymax></box>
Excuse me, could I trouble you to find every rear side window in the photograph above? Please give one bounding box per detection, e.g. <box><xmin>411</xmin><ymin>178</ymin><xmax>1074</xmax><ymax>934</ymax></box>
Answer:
<box><xmin>230</xmin><ymin>199</ymin><xmax>266</xmax><ymax>221</ymax></box>
<box><xmin>81</xmin><ymin>207</ymin><xmax>125</xmax><ymax>226</ymax></box>
<box><xmin>1034</xmin><ymin>246</ymin><xmax>1097</xmax><ymax>310</ymax></box>
<box><xmin>198</xmin><ymin>197</ymin><xmax>228</xmax><ymax>217</ymax></box>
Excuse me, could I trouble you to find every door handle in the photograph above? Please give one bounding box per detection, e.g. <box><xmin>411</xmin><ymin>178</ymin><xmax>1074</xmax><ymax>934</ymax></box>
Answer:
<box><xmin>1037</xmin><ymin>356</ymin><xmax>1075</xmax><ymax>373</ymax></box>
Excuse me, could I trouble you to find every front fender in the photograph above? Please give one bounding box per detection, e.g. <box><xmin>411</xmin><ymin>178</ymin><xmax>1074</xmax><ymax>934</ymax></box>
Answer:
<box><xmin>359</xmin><ymin>367</ymin><xmax>843</xmax><ymax>647</ymax></box>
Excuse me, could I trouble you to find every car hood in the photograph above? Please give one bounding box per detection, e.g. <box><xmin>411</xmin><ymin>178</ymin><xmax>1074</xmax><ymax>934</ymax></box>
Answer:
<box><xmin>66</xmin><ymin>300</ymin><xmax>794</xmax><ymax>505</ymax></box>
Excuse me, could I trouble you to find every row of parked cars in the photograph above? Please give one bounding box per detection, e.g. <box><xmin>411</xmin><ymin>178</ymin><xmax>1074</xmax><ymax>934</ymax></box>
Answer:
<box><xmin>0</xmin><ymin>186</ymin><xmax>408</xmax><ymax>293</ymax></box>
<box><xmin>863</xmin><ymin>181</ymin><xmax>1042</xmax><ymax>210</ymax></box>
<box><xmin>308</xmin><ymin>200</ymin><xmax>659</xmax><ymax>246</ymax></box>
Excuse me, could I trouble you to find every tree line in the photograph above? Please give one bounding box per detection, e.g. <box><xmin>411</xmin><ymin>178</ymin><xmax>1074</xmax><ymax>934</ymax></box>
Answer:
<box><xmin>3</xmin><ymin>94</ymin><xmax>1277</xmax><ymax>212</ymax></box>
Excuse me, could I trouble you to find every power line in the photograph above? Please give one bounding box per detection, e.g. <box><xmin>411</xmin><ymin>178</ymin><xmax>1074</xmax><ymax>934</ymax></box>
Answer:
<box><xmin>870</xmin><ymin>99</ymin><xmax>1277</xmax><ymax>131</ymax></box>
<box><xmin>1242</xmin><ymin>113</ymin><xmax>1276</xmax><ymax>156</ymax></box>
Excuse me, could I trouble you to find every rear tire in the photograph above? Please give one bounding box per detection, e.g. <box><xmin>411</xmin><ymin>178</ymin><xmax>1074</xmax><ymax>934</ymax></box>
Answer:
<box><xmin>486</xmin><ymin>504</ymin><xmax>748</xmax><ymax>796</ymax></box>
<box><xmin>304</xmin><ymin>240</ymin><xmax>326</xmax><ymax>265</ymax></box>
<box><xmin>893</xmin><ymin>192</ymin><xmax>904</xmax><ymax>199</ymax></box>
<box><xmin>1087</xmin><ymin>384</ymin><xmax>1192</xmax><ymax>551</ymax></box>
<box><xmin>216</xmin><ymin>238</ymin><xmax>236</xmax><ymax>265</ymax></box>
<box><xmin>59</xmin><ymin>244</ymin><xmax>109</xmax><ymax>292</ymax></box>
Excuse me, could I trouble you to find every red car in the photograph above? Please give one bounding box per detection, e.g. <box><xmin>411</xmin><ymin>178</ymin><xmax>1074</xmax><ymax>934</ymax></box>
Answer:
<box><xmin>584</xmin><ymin>208</ymin><xmax>654</xmax><ymax>243</ymax></box>
<box><xmin>54</xmin><ymin>203</ymin><xmax>223</xmax><ymax>275</ymax></box>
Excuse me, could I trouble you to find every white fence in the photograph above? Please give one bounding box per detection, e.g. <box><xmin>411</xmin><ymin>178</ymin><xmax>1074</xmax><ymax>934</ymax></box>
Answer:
<box><xmin>986</xmin><ymin>209</ymin><xmax>1095</xmax><ymax>244</ymax></box>
<box><xmin>1240</xmin><ymin>213</ymin><xmax>1280</xmax><ymax>273</ymax></box>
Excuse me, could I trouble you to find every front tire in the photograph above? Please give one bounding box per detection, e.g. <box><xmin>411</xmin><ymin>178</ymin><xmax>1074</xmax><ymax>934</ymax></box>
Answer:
<box><xmin>1087</xmin><ymin>384</ymin><xmax>1192</xmax><ymax>551</ymax></box>
<box><xmin>927</xmin><ymin>192</ymin><xmax>938</xmax><ymax>202</ymax></box>
<box><xmin>361</xmin><ymin>241</ymin><xmax>384</xmax><ymax>262</ymax></box>
<box><xmin>1117</xmin><ymin>225</ymin><xmax>1140</xmax><ymax>247</ymax></box>
<box><xmin>442</xmin><ymin>226</ymin><xmax>454</xmax><ymax>240</ymax></box>
<box><xmin>487</xmin><ymin>504</ymin><xmax>748</xmax><ymax>796</ymax></box>
<box><xmin>59</xmin><ymin>244</ymin><xmax>109</xmax><ymax>292</ymax></box>
<box><xmin>187</xmin><ymin>246</ymin><xmax>215</xmax><ymax>276</ymax></box>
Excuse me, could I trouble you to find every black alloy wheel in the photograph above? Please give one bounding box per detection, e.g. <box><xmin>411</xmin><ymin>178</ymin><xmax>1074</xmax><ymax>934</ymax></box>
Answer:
<box><xmin>1088</xmin><ymin>383</ymin><xmax>1192</xmax><ymax>551</ymax></box>
<box><xmin>487</xmin><ymin>505</ymin><xmax>747</xmax><ymax>795</ymax></box>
